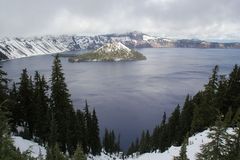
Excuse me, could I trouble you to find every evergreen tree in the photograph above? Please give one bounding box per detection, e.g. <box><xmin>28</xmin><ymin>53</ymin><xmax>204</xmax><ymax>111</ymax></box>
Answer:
<box><xmin>8</xmin><ymin>82</ymin><xmax>19</xmax><ymax>131</ymax></box>
<box><xmin>46</xmin><ymin>144</ymin><xmax>67</xmax><ymax>160</ymax></box>
<box><xmin>103</xmin><ymin>129</ymin><xmax>110</xmax><ymax>153</ymax></box>
<box><xmin>110</xmin><ymin>130</ymin><xmax>116</xmax><ymax>153</ymax></box>
<box><xmin>76</xmin><ymin>110</ymin><xmax>87</xmax><ymax>153</ymax></box>
<box><xmin>227</xmin><ymin>108</ymin><xmax>240</xmax><ymax>160</ymax></box>
<box><xmin>134</xmin><ymin>138</ymin><xmax>139</xmax><ymax>153</ymax></box>
<box><xmin>66</xmin><ymin>109</ymin><xmax>78</xmax><ymax>156</ymax></box>
<box><xmin>17</xmin><ymin>69</ymin><xmax>35</xmax><ymax>138</ymax></box>
<box><xmin>151</xmin><ymin>112</ymin><xmax>167</xmax><ymax>151</ymax></box>
<box><xmin>103</xmin><ymin>129</ymin><xmax>121</xmax><ymax>154</ymax></box>
<box><xmin>50</xmin><ymin>55</ymin><xmax>74</xmax><ymax>153</ymax></box>
<box><xmin>162</xmin><ymin>112</ymin><xmax>166</xmax><ymax>125</ymax></box>
<box><xmin>159</xmin><ymin>126</ymin><xmax>168</xmax><ymax>152</ymax></box>
<box><xmin>127</xmin><ymin>138</ymin><xmax>139</xmax><ymax>156</ymax></box>
<box><xmin>48</xmin><ymin>113</ymin><xmax>58</xmax><ymax>148</ymax></box>
<box><xmin>197</xmin><ymin>117</ymin><xmax>231</xmax><ymax>160</ymax></box>
<box><xmin>191</xmin><ymin>66</ymin><xmax>220</xmax><ymax>134</ymax></box>
<box><xmin>151</xmin><ymin>126</ymin><xmax>160</xmax><ymax>150</ymax></box>
<box><xmin>127</xmin><ymin>142</ymin><xmax>135</xmax><ymax>156</ymax></box>
<box><xmin>116</xmin><ymin>134</ymin><xmax>121</xmax><ymax>153</ymax></box>
<box><xmin>0</xmin><ymin>101</ymin><xmax>29</xmax><ymax>160</ymax></box>
<box><xmin>167</xmin><ymin>105</ymin><xmax>181</xmax><ymax>146</ymax></box>
<box><xmin>84</xmin><ymin>100</ymin><xmax>91</xmax><ymax>152</ymax></box>
<box><xmin>175</xmin><ymin>137</ymin><xmax>189</xmax><ymax>160</ymax></box>
<box><xmin>224</xmin><ymin>107</ymin><xmax>233</xmax><ymax>127</ymax></box>
<box><xmin>33</xmin><ymin>72</ymin><xmax>50</xmax><ymax>145</ymax></box>
<box><xmin>226</xmin><ymin>65</ymin><xmax>240</xmax><ymax>114</ymax></box>
<box><xmin>0</xmin><ymin>65</ymin><xmax>8</xmax><ymax>104</ymax></box>
<box><xmin>139</xmin><ymin>130</ymin><xmax>151</xmax><ymax>154</ymax></box>
<box><xmin>73</xmin><ymin>145</ymin><xmax>87</xmax><ymax>160</ymax></box>
<box><xmin>215</xmin><ymin>75</ymin><xmax>228</xmax><ymax>116</ymax></box>
<box><xmin>89</xmin><ymin>109</ymin><xmax>101</xmax><ymax>155</ymax></box>
<box><xmin>179</xmin><ymin>95</ymin><xmax>194</xmax><ymax>144</ymax></box>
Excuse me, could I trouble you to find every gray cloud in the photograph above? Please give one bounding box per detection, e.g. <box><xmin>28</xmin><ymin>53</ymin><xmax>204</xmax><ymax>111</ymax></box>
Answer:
<box><xmin>0</xmin><ymin>0</ymin><xmax>240</xmax><ymax>40</ymax></box>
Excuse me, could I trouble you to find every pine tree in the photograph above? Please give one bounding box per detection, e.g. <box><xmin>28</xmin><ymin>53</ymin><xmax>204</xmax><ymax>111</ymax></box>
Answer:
<box><xmin>179</xmin><ymin>95</ymin><xmax>194</xmax><ymax>144</ymax></box>
<box><xmin>139</xmin><ymin>130</ymin><xmax>151</xmax><ymax>154</ymax></box>
<box><xmin>46</xmin><ymin>144</ymin><xmax>67</xmax><ymax>160</ymax></box>
<box><xmin>103</xmin><ymin>129</ymin><xmax>121</xmax><ymax>154</ymax></box>
<box><xmin>66</xmin><ymin>109</ymin><xmax>78</xmax><ymax>156</ymax></box>
<box><xmin>0</xmin><ymin>65</ymin><xmax>8</xmax><ymax>104</ymax></box>
<box><xmin>226</xmin><ymin>65</ymin><xmax>240</xmax><ymax>114</ymax></box>
<box><xmin>33</xmin><ymin>72</ymin><xmax>50</xmax><ymax>145</ymax></box>
<box><xmin>76</xmin><ymin>110</ymin><xmax>87</xmax><ymax>153</ymax></box>
<box><xmin>0</xmin><ymin>101</ymin><xmax>29</xmax><ymax>160</ymax></box>
<box><xmin>8</xmin><ymin>82</ymin><xmax>19</xmax><ymax>132</ymax></box>
<box><xmin>161</xmin><ymin>112</ymin><xmax>166</xmax><ymax>125</ymax></box>
<box><xmin>116</xmin><ymin>134</ymin><xmax>121</xmax><ymax>153</ymax></box>
<box><xmin>89</xmin><ymin>109</ymin><xmax>101</xmax><ymax>155</ymax></box>
<box><xmin>175</xmin><ymin>137</ymin><xmax>189</xmax><ymax>160</ymax></box>
<box><xmin>127</xmin><ymin>142</ymin><xmax>135</xmax><ymax>156</ymax></box>
<box><xmin>191</xmin><ymin>89</ymin><xmax>218</xmax><ymax>134</ymax></box>
<box><xmin>103</xmin><ymin>129</ymin><xmax>110</xmax><ymax>153</ymax></box>
<box><xmin>191</xmin><ymin>66</ymin><xmax>221</xmax><ymax>134</ymax></box>
<box><xmin>151</xmin><ymin>126</ymin><xmax>160</xmax><ymax>150</ymax></box>
<box><xmin>215</xmin><ymin>75</ymin><xmax>228</xmax><ymax>116</ymax></box>
<box><xmin>227</xmin><ymin>108</ymin><xmax>240</xmax><ymax>160</ymax></box>
<box><xmin>197</xmin><ymin>117</ymin><xmax>231</xmax><ymax>160</ymax></box>
<box><xmin>167</xmin><ymin>105</ymin><xmax>180</xmax><ymax>146</ymax></box>
<box><xmin>50</xmin><ymin>55</ymin><xmax>74</xmax><ymax>153</ymax></box>
<box><xmin>83</xmin><ymin>100</ymin><xmax>92</xmax><ymax>152</ymax></box>
<box><xmin>151</xmin><ymin>112</ymin><xmax>167</xmax><ymax>151</ymax></box>
<box><xmin>48</xmin><ymin>113</ymin><xmax>58</xmax><ymax>148</ymax></box>
<box><xmin>224</xmin><ymin>107</ymin><xmax>233</xmax><ymax>127</ymax></box>
<box><xmin>18</xmin><ymin>68</ymin><xmax>35</xmax><ymax>138</ymax></box>
<box><xmin>73</xmin><ymin>145</ymin><xmax>87</xmax><ymax>160</ymax></box>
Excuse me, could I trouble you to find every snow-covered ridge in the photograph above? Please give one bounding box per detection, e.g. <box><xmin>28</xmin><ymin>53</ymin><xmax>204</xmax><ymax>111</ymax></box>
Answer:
<box><xmin>1</xmin><ymin>32</ymin><xmax>240</xmax><ymax>60</ymax></box>
<box><xmin>0</xmin><ymin>36</ymin><xmax>69</xmax><ymax>59</ymax></box>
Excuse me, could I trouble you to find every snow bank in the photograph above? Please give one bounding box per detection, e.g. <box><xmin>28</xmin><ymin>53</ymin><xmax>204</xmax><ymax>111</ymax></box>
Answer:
<box><xmin>12</xmin><ymin>136</ymin><xmax>46</xmax><ymax>158</ymax></box>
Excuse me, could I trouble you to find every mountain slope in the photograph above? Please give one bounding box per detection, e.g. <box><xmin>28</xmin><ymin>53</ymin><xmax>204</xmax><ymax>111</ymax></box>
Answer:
<box><xmin>0</xmin><ymin>36</ymin><xmax>69</xmax><ymax>59</ymax></box>
<box><xmin>1</xmin><ymin>31</ymin><xmax>240</xmax><ymax>60</ymax></box>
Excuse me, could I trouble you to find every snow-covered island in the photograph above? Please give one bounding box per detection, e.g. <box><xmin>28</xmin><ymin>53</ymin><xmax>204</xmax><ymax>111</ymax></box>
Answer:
<box><xmin>68</xmin><ymin>42</ymin><xmax>146</xmax><ymax>62</ymax></box>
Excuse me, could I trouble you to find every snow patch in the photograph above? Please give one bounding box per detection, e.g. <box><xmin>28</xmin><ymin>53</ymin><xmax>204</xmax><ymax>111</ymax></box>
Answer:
<box><xmin>95</xmin><ymin>42</ymin><xmax>131</xmax><ymax>53</ymax></box>
<box><xmin>12</xmin><ymin>136</ymin><xmax>46</xmax><ymax>158</ymax></box>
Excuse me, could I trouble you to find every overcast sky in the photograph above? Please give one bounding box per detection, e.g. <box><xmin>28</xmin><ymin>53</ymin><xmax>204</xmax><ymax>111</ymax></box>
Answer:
<box><xmin>1</xmin><ymin>0</ymin><xmax>240</xmax><ymax>41</ymax></box>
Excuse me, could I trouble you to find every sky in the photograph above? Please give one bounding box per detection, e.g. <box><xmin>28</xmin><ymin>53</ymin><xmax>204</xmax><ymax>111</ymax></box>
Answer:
<box><xmin>0</xmin><ymin>0</ymin><xmax>240</xmax><ymax>41</ymax></box>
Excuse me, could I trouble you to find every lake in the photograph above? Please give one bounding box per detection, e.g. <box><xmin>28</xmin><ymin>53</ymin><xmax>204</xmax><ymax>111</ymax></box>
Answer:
<box><xmin>1</xmin><ymin>48</ymin><xmax>240</xmax><ymax>149</ymax></box>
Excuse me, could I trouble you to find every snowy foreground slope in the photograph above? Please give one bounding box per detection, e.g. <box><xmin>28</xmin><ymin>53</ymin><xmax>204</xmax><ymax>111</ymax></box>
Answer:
<box><xmin>12</xmin><ymin>128</ymin><xmax>218</xmax><ymax>160</ymax></box>
<box><xmin>89</xmin><ymin>129</ymin><xmax>212</xmax><ymax>160</ymax></box>
<box><xmin>12</xmin><ymin>136</ymin><xmax>46</xmax><ymax>158</ymax></box>
<box><xmin>126</xmin><ymin>129</ymin><xmax>212</xmax><ymax>160</ymax></box>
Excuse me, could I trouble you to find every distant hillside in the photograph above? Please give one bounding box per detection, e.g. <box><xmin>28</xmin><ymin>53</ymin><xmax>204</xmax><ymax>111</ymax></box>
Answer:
<box><xmin>1</xmin><ymin>31</ymin><xmax>240</xmax><ymax>60</ymax></box>
<box><xmin>68</xmin><ymin>42</ymin><xmax>146</xmax><ymax>62</ymax></box>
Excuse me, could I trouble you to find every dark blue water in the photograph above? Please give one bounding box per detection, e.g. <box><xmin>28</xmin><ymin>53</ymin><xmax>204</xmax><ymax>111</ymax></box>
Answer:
<box><xmin>1</xmin><ymin>48</ymin><xmax>240</xmax><ymax>149</ymax></box>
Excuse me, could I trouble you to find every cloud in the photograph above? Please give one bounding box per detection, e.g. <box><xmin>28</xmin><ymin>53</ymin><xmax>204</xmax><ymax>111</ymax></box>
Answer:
<box><xmin>0</xmin><ymin>0</ymin><xmax>240</xmax><ymax>40</ymax></box>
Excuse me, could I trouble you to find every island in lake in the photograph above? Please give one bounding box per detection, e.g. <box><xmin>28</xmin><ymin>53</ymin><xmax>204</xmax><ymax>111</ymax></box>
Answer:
<box><xmin>68</xmin><ymin>42</ymin><xmax>146</xmax><ymax>62</ymax></box>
